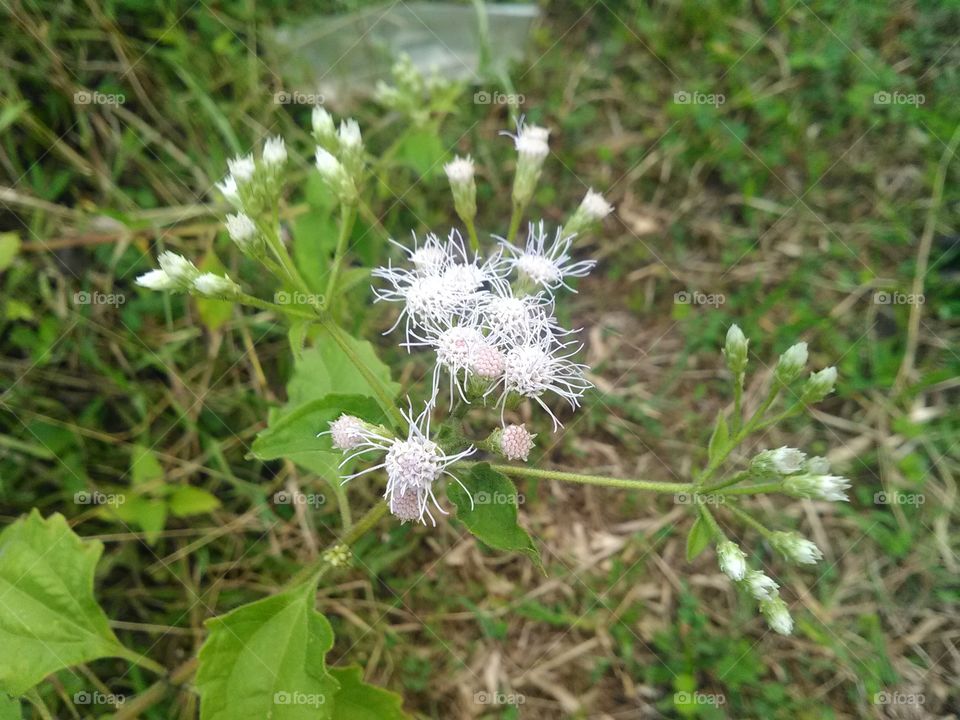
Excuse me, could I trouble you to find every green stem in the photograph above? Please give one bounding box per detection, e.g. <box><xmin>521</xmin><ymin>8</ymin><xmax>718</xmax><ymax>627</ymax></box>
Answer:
<box><xmin>717</xmin><ymin>481</ymin><xmax>783</xmax><ymax>496</ymax></box>
<box><xmin>506</xmin><ymin>201</ymin><xmax>524</xmax><ymax>244</ymax></box>
<box><xmin>25</xmin><ymin>689</ymin><xmax>54</xmax><ymax>720</ymax></box>
<box><xmin>464</xmin><ymin>216</ymin><xmax>481</xmax><ymax>253</ymax></box>
<box><xmin>724</xmin><ymin>502</ymin><xmax>774</xmax><ymax>539</ymax></box>
<box><xmin>701</xmin><ymin>470</ymin><xmax>751</xmax><ymax>494</ymax></box>
<box><xmin>697</xmin><ymin>502</ymin><xmax>725</xmax><ymax>540</ymax></box>
<box><xmin>324</xmin><ymin>203</ymin><xmax>357</xmax><ymax>306</ymax></box>
<box><xmin>321</xmin><ymin>318</ymin><xmax>405</xmax><ymax>430</ymax></box>
<box><xmin>264</xmin><ymin>222</ymin><xmax>311</xmax><ymax>296</ymax></box>
<box><xmin>236</xmin><ymin>292</ymin><xmax>318</xmax><ymax>321</ymax></box>
<box><xmin>732</xmin><ymin>372</ymin><xmax>744</xmax><ymax>434</ymax></box>
<box><xmin>469</xmin><ymin>462</ymin><xmax>694</xmax><ymax>494</ymax></box>
<box><xmin>117</xmin><ymin>646</ymin><xmax>166</xmax><ymax>675</ymax></box>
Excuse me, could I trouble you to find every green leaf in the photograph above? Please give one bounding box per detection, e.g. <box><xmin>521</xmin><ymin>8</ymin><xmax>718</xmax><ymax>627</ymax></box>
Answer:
<box><xmin>196</xmin><ymin>581</ymin><xmax>339</xmax><ymax>720</ymax></box>
<box><xmin>0</xmin><ymin>233</ymin><xmax>21</xmax><ymax>271</ymax></box>
<box><xmin>168</xmin><ymin>486</ymin><xmax>221</xmax><ymax>517</ymax></box>
<box><xmin>0</xmin><ymin>695</ymin><xmax>19</xmax><ymax>720</ymax></box>
<box><xmin>0</xmin><ymin>512</ymin><xmax>126</xmax><ymax>696</ymax></box>
<box><xmin>110</xmin><ymin>496</ymin><xmax>168</xmax><ymax>545</ymax></box>
<box><xmin>130</xmin><ymin>444</ymin><xmax>164</xmax><ymax>488</ymax></box>
<box><xmin>395</xmin><ymin>129</ymin><xmax>446</xmax><ymax>176</ymax></box>
<box><xmin>707</xmin><ymin>413</ymin><xmax>729</xmax><ymax>464</ymax></box>
<box><xmin>685</xmin><ymin>516</ymin><xmax>711</xmax><ymax>562</ymax></box>
<box><xmin>195</xmin><ymin>252</ymin><xmax>234</xmax><ymax>331</ymax></box>
<box><xmin>329</xmin><ymin>666</ymin><xmax>410</xmax><ymax>720</ymax></box>
<box><xmin>447</xmin><ymin>464</ymin><xmax>543</xmax><ymax>572</ymax></box>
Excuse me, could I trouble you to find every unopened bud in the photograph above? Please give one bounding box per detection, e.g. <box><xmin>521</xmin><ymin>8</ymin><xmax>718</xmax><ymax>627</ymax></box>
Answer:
<box><xmin>562</xmin><ymin>188</ymin><xmax>614</xmax><ymax>238</ymax></box>
<box><xmin>751</xmin><ymin>447</ymin><xmax>806</xmax><ymax>476</ymax></box>
<box><xmin>760</xmin><ymin>596</ymin><xmax>793</xmax><ymax>635</ymax></box>
<box><xmin>802</xmin><ymin>366</ymin><xmax>837</xmax><ymax>402</ymax></box>
<box><xmin>770</xmin><ymin>531</ymin><xmax>822</xmax><ymax>565</ymax></box>
<box><xmin>716</xmin><ymin>540</ymin><xmax>747</xmax><ymax>581</ymax></box>
<box><xmin>775</xmin><ymin>342</ymin><xmax>808</xmax><ymax>383</ymax></box>
<box><xmin>136</xmin><ymin>269</ymin><xmax>177</xmax><ymax>291</ymax></box>
<box><xmin>262</xmin><ymin>136</ymin><xmax>287</xmax><ymax>167</ymax></box>
<box><xmin>723</xmin><ymin>324</ymin><xmax>749</xmax><ymax>374</ymax></box>
<box><xmin>157</xmin><ymin>251</ymin><xmax>200</xmax><ymax>288</ymax></box>
<box><xmin>444</xmin><ymin>155</ymin><xmax>477</xmax><ymax>223</ymax></box>
<box><xmin>783</xmin><ymin>473</ymin><xmax>850</xmax><ymax>502</ymax></box>
<box><xmin>193</xmin><ymin>272</ymin><xmax>241</xmax><ymax>298</ymax></box>
<box><xmin>744</xmin><ymin>570</ymin><xmax>779</xmax><ymax>600</ymax></box>
<box><xmin>492</xmin><ymin>424</ymin><xmax>536</xmax><ymax>462</ymax></box>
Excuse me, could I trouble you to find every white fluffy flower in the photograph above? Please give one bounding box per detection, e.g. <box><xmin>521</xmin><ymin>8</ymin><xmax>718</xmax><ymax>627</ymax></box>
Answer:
<box><xmin>753</xmin><ymin>446</ymin><xmax>806</xmax><ymax>475</ymax></box>
<box><xmin>338</xmin><ymin>119</ymin><xmax>362</xmax><ymax>149</ymax></box>
<box><xmin>783</xmin><ymin>473</ymin><xmax>851</xmax><ymax>502</ymax></box>
<box><xmin>510</xmin><ymin>123</ymin><xmax>550</xmax><ymax>160</ymax></box>
<box><xmin>480</xmin><ymin>280</ymin><xmax>564</xmax><ymax>344</ymax></box>
<box><xmin>225</xmin><ymin>212</ymin><xmax>257</xmax><ymax>249</ymax></box>
<box><xmin>744</xmin><ymin>570</ymin><xmax>779</xmax><ymax>601</ymax></box>
<box><xmin>312</xmin><ymin>106</ymin><xmax>335</xmax><ymax>139</ymax></box>
<box><xmin>494</xmin><ymin>332</ymin><xmax>592</xmax><ymax>429</ymax></box>
<box><xmin>136</xmin><ymin>269</ymin><xmax>177</xmax><ymax>291</ymax></box>
<box><xmin>499</xmin><ymin>424</ymin><xmax>535</xmax><ymax>461</ymax></box>
<box><xmin>716</xmin><ymin>540</ymin><xmax>747</xmax><ymax>581</ymax></box>
<box><xmin>760</xmin><ymin>596</ymin><xmax>793</xmax><ymax>635</ymax></box>
<box><xmin>323</xmin><ymin>414</ymin><xmax>383</xmax><ymax>451</ymax></box>
<box><xmin>405</xmin><ymin>314</ymin><xmax>488</xmax><ymax>405</ymax></box>
<box><xmin>770</xmin><ymin>531</ymin><xmax>823</xmax><ymax>565</ymax></box>
<box><xmin>193</xmin><ymin>273</ymin><xmax>240</xmax><ymax>298</ymax></box>
<box><xmin>157</xmin><ymin>251</ymin><xmax>199</xmax><ymax>287</ymax></box>
<box><xmin>501</xmin><ymin>222</ymin><xmax>595</xmax><ymax>292</ymax></box>
<box><xmin>343</xmin><ymin>403</ymin><xmax>475</xmax><ymax>525</ymax></box>
<box><xmin>262</xmin><ymin>136</ymin><xmax>287</xmax><ymax>166</ymax></box>
<box><xmin>579</xmin><ymin>189</ymin><xmax>613</xmax><ymax>220</ymax></box>
<box><xmin>444</xmin><ymin>155</ymin><xmax>475</xmax><ymax>185</ymax></box>
<box><xmin>227</xmin><ymin>154</ymin><xmax>255</xmax><ymax>183</ymax></box>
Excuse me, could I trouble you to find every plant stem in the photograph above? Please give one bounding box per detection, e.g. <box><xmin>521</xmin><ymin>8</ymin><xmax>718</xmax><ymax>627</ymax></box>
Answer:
<box><xmin>263</xmin><ymin>220</ymin><xmax>311</xmax><ymax>295</ymax></box>
<box><xmin>464</xmin><ymin>216</ymin><xmax>481</xmax><ymax>253</ymax></box>
<box><xmin>724</xmin><ymin>502</ymin><xmax>774</xmax><ymax>538</ymax></box>
<box><xmin>117</xmin><ymin>646</ymin><xmax>166</xmax><ymax>675</ymax></box>
<box><xmin>236</xmin><ymin>292</ymin><xmax>318</xmax><ymax>321</ymax></box>
<box><xmin>321</xmin><ymin>318</ymin><xmax>405</xmax><ymax>430</ymax></box>
<box><xmin>324</xmin><ymin>203</ymin><xmax>357</xmax><ymax>306</ymax></box>
<box><xmin>701</xmin><ymin>470</ymin><xmax>751</xmax><ymax>494</ymax></box>
<box><xmin>469</xmin><ymin>461</ymin><xmax>694</xmax><ymax>494</ymax></box>
<box><xmin>506</xmin><ymin>201</ymin><xmax>524</xmax><ymax>243</ymax></box>
<box><xmin>731</xmin><ymin>372</ymin><xmax>744</xmax><ymax>434</ymax></box>
<box><xmin>697</xmin><ymin>502</ymin><xmax>724</xmax><ymax>540</ymax></box>
<box><xmin>717</xmin><ymin>481</ymin><xmax>783</xmax><ymax>496</ymax></box>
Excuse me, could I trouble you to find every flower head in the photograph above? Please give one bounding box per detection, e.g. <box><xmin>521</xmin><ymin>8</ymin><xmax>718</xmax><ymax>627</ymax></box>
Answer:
<box><xmin>724</xmin><ymin>324</ymin><xmax>748</xmax><ymax>374</ymax></box>
<box><xmin>311</xmin><ymin>106</ymin><xmax>335</xmax><ymax>141</ymax></box>
<box><xmin>803</xmin><ymin>366</ymin><xmax>838</xmax><ymax>401</ymax></box>
<box><xmin>227</xmin><ymin>154</ymin><xmax>255</xmax><ymax>183</ymax></box>
<box><xmin>193</xmin><ymin>273</ymin><xmax>240</xmax><ymax>298</ymax></box>
<box><xmin>776</xmin><ymin>342</ymin><xmax>808</xmax><ymax>382</ymax></box>
<box><xmin>783</xmin><ymin>473</ymin><xmax>851</xmax><ymax>502</ymax></box>
<box><xmin>262</xmin><ymin>136</ymin><xmax>287</xmax><ymax>166</ymax></box>
<box><xmin>216</xmin><ymin>175</ymin><xmax>240</xmax><ymax>206</ymax></box>
<box><xmin>225</xmin><ymin>212</ymin><xmax>258</xmax><ymax>251</ymax></box>
<box><xmin>770</xmin><ymin>531</ymin><xmax>823</xmax><ymax>565</ymax></box>
<box><xmin>444</xmin><ymin>155</ymin><xmax>475</xmax><ymax>185</ymax></box>
<box><xmin>500</xmin><ymin>222</ymin><xmax>595</xmax><ymax>292</ymax></box>
<box><xmin>338</xmin><ymin>119</ymin><xmax>362</xmax><ymax>150</ymax></box>
<box><xmin>744</xmin><ymin>570</ymin><xmax>779</xmax><ymax>601</ymax></box>
<box><xmin>136</xmin><ymin>269</ymin><xmax>177</xmax><ymax>291</ymax></box>
<box><xmin>499</xmin><ymin>424</ymin><xmax>536</xmax><ymax>461</ymax></box>
<box><xmin>760</xmin><ymin>596</ymin><xmax>793</xmax><ymax>635</ymax></box>
<box><xmin>716</xmin><ymin>540</ymin><xmax>747</xmax><ymax>581</ymax></box>
<box><xmin>323</xmin><ymin>414</ymin><xmax>382</xmax><ymax>451</ymax></box>
<box><xmin>157</xmin><ymin>251</ymin><xmax>200</xmax><ymax>288</ymax></box>
<box><xmin>752</xmin><ymin>447</ymin><xmax>806</xmax><ymax>476</ymax></box>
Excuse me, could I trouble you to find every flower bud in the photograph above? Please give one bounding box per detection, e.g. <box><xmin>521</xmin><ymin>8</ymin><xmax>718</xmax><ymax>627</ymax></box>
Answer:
<box><xmin>716</xmin><ymin>540</ymin><xmax>747</xmax><ymax>581</ymax></box>
<box><xmin>227</xmin><ymin>154</ymin><xmax>255</xmax><ymax>184</ymax></box>
<box><xmin>562</xmin><ymin>189</ymin><xmax>614</xmax><ymax>238</ymax></box>
<box><xmin>157</xmin><ymin>251</ymin><xmax>200</xmax><ymax>288</ymax></box>
<box><xmin>760</xmin><ymin>595</ymin><xmax>793</xmax><ymax>635</ymax></box>
<box><xmin>312</xmin><ymin>106</ymin><xmax>335</xmax><ymax>144</ymax></box>
<box><xmin>802</xmin><ymin>366</ymin><xmax>837</xmax><ymax>402</ymax></box>
<box><xmin>723</xmin><ymin>324</ymin><xmax>748</xmax><ymax>374</ymax></box>
<box><xmin>262</xmin><ymin>136</ymin><xmax>287</xmax><ymax>167</ymax></box>
<box><xmin>775</xmin><ymin>342</ymin><xmax>808</xmax><ymax>383</ymax></box>
<box><xmin>327</xmin><ymin>414</ymin><xmax>369</xmax><ymax>451</ymax></box>
<box><xmin>337</xmin><ymin>119</ymin><xmax>365</xmax><ymax>177</ymax></box>
<box><xmin>136</xmin><ymin>269</ymin><xmax>177</xmax><ymax>291</ymax></box>
<box><xmin>783</xmin><ymin>473</ymin><xmax>850</xmax><ymax>502</ymax></box>
<box><xmin>315</xmin><ymin>147</ymin><xmax>357</xmax><ymax>203</ymax></box>
<box><xmin>770</xmin><ymin>531</ymin><xmax>822</xmax><ymax>565</ymax></box>
<box><xmin>216</xmin><ymin>175</ymin><xmax>241</xmax><ymax>207</ymax></box>
<box><xmin>193</xmin><ymin>272</ymin><xmax>241</xmax><ymax>298</ymax></box>
<box><xmin>510</xmin><ymin>124</ymin><xmax>549</xmax><ymax>207</ymax></box>
<box><xmin>225</xmin><ymin>212</ymin><xmax>261</xmax><ymax>253</ymax></box>
<box><xmin>751</xmin><ymin>447</ymin><xmax>806</xmax><ymax>476</ymax></box>
<box><xmin>744</xmin><ymin>570</ymin><xmax>779</xmax><ymax>600</ymax></box>
<box><xmin>444</xmin><ymin>155</ymin><xmax>477</xmax><ymax>223</ymax></box>
<box><xmin>805</xmin><ymin>456</ymin><xmax>830</xmax><ymax>475</ymax></box>
<box><xmin>492</xmin><ymin>424</ymin><xmax>536</xmax><ymax>462</ymax></box>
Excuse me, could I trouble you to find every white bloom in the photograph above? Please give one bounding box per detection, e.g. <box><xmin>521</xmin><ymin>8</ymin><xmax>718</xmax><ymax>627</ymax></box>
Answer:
<box><xmin>225</xmin><ymin>212</ymin><xmax>257</xmax><ymax>249</ymax></box>
<box><xmin>216</xmin><ymin>175</ymin><xmax>240</xmax><ymax>205</ymax></box>
<box><xmin>193</xmin><ymin>273</ymin><xmax>240</xmax><ymax>298</ymax></box>
<box><xmin>157</xmin><ymin>251</ymin><xmax>199</xmax><ymax>287</ymax></box>
<box><xmin>509</xmin><ymin>123</ymin><xmax>550</xmax><ymax>159</ymax></box>
<box><xmin>262</xmin><ymin>136</ymin><xmax>287</xmax><ymax>166</ymax></box>
<box><xmin>343</xmin><ymin>403</ymin><xmax>475</xmax><ymax>525</ymax></box>
<box><xmin>136</xmin><ymin>269</ymin><xmax>177</xmax><ymax>291</ymax></box>
<box><xmin>481</xmin><ymin>280</ymin><xmax>566</xmax><ymax>344</ymax></box>
<box><xmin>776</xmin><ymin>342</ymin><xmax>808</xmax><ymax>381</ymax></box>
<box><xmin>315</xmin><ymin>147</ymin><xmax>342</xmax><ymax>179</ymax></box>
<box><xmin>744</xmin><ymin>570</ymin><xmax>779</xmax><ymax>601</ymax></box>
<box><xmin>500</xmin><ymin>222</ymin><xmax>595</xmax><ymax>292</ymax></box>
<box><xmin>227</xmin><ymin>154</ymin><xmax>255</xmax><ymax>183</ymax></box>
<box><xmin>444</xmin><ymin>155</ymin><xmax>475</xmax><ymax>185</ymax></box>
<box><xmin>770</xmin><ymin>531</ymin><xmax>823</xmax><ymax>565</ymax></box>
<box><xmin>716</xmin><ymin>540</ymin><xmax>747</xmax><ymax>581</ymax></box>
<box><xmin>323</xmin><ymin>414</ymin><xmax>385</xmax><ymax>451</ymax></box>
<box><xmin>784</xmin><ymin>473</ymin><xmax>851</xmax><ymax>502</ymax></box>
<box><xmin>499</xmin><ymin>424</ymin><xmax>535</xmax><ymax>461</ymax></box>
<box><xmin>405</xmin><ymin>314</ymin><xmax>487</xmax><ymax>405</ymax></box>
<box><xmin>579</xmin><ymin>189</ymin><xmax>614</xmax><ymax>220</ymax></box>
<box><xmin>753</xmin><ymin>447</ymin><xmax>806</xmax><ymax>476</ymax></box>
<box><xmin>311</xmin><ymin>106</ymin><xmax>335</xmax><ymax>139</ymax></box>
<box><xmin>338</xmin><ymin>119</ymin><xmax>362</xmax><ymax>149</ymax></box>
<box><xmin>494</xmin><ymin>332</ymin><xmax>592</xmax><ymax>429</ymax></box>
<box><xmin>760</xmin><ymin>596</ymin><xmax>793</xmax><ymax>635</ymax></box>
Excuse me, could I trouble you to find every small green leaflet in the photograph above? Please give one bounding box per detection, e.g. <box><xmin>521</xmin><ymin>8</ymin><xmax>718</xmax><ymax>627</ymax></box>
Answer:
<box><xmin>196</xmin><ymin>581</ymin><xmax>339</xmax><ymax>720</ymax></box>
<box><xmin>0</xmin><ymin>512</ymin><xmax>129</xmax><ymax>696</ymax></box>
<box><xmin>328</xmin><ymin>666</ymin><xmax>410</xmax><ymax>720</ymax></box>
<box><xmin>707</xmin><ymin>412</ymin><xmax>729</xmax><ymax>464</ymax></box>
<box><xmin>685</xmin><ymin>515</ymin><xmax>712</xmax><ymax>562</ymax></box>
<box><xmin>447</xmin><ymin>463</ymin><xmax>543</xmax><ymax>572</ymax></box>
